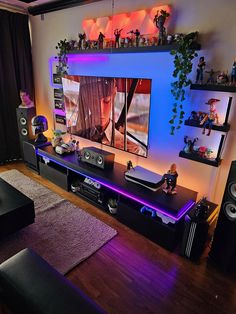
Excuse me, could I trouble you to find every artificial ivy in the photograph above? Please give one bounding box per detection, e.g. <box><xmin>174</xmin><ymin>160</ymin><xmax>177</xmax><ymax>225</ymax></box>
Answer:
<box><xmin>169</xmin><ymin>32</ymin><xmax>199</xmax><ymax>135</ymax></box>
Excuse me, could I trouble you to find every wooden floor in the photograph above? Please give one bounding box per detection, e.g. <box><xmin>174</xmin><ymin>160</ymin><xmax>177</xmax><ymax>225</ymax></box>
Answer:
<box><xmin>1</xmin><ymin>162</ymin><xmax>236</xmax><ymax>314</ymax></box>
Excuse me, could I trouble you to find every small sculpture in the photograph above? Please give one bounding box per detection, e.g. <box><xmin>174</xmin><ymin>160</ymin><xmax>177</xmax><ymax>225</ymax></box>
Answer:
<box><xmin>114</xmin><ymin>28</ymin><xmax>123</xmax><ymax>48</ymax></box>
<box><xmin>78</xmin><ymin>32</ymin><xmax>86</xmax><ymax>50</ymax></box>
<box><xmin>216</xmin><ymin>71</ymin><xmax>229</xmax><ymax>84</ymax></box>
<box><xmin>205</xmin><ymin>69</ymin><xmax>216</xmax><ymax>84</ymax></box>
<box><xmin>127</xmin><ymin>160</ymin><xmax>134</xmax><ymax>171</ymax></box>
<box><xmin>195</xmin><ymin>57</ymin><xmax>206</xmax><ymax>84</ymax></box>
<box><xmin>153</xmin><ymin>10</ymin><xmax>170</xmax><ymax>45</ymax></box>
<box><xmin>19</xmin><ymin>89</ymin><xmax>34</xmax><ymax>108</ymax></box>
<box><xmin>200</xmin><ymin>98</ymin><xmax>220</xmax><ymax>136</ymax></box>
<box><xmin>162</xmin><ymin>163</ymin><xmax>178</xmax><ymax>195</ymax></box>
<box><xmin>230</xmin><ymin>57</ymin><xmax>236</xmax><ymax>85</ymax></box>
<box><xmin>183</xmin><ymin>136</ymin><xmax>199</xmax><ymax>153</ymax></box>
<box><xmin>51</xmin><ymin>129</ymin><xmax>66</xmax><ymax>148</ymax></box>
<box><xmin>98</xmin><ymin>32</ymin><xmax>105</xmax><ymax>49</ymax></box>
<box><xmin>131</xmin><ymin>29</ymin><xmax>140</xmax><ymax>47</ymax></box>
<box><xmin>31</xmin><ymin>115</ymin><xmax>48</xmax><ymax>144</ymax></box>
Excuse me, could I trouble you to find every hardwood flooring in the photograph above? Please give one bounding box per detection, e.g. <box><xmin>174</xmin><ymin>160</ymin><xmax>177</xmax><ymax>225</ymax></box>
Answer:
<box><xmin>0</xmin><ymin>162</ymin><xmax>236</xmax><ymax>314</ymax></box>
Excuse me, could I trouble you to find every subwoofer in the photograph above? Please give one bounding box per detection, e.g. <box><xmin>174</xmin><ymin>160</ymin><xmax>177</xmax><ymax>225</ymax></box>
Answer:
<box><xmin>16</xmin><ymin>107</ymin><xmax>36</xmax><ymax>145</ymax></box>
<box><xmin>81</xmin><ymin>147</ymin><xmax>114</xmax><ymax>170</ymax></box>
<box><xmin>209</xmin><ymin>160</ymin><xmax>236</xmax><ymax>272</ymax></box>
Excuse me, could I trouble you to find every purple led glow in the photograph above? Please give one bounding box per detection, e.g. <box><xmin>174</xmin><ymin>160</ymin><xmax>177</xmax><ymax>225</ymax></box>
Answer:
<box><xmin>36</xmin><ymin>151</ymin><xmax>195</xmax><ymax>221</ymax></box>
<box><xmin>53</xmin><ymin>109</ymin><xmax>66</xmax><ymax>116</ymax></box>
<box><xmin>49</xmin><ymin>54</ymin><xmax>109</xmax><ymax>88</ymax></box>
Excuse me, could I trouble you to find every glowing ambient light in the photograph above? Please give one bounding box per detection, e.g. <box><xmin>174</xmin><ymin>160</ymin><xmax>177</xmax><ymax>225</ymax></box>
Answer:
<box><xmin>36</xmin><ymin>150</ymin><xmax>195</xmax><ymax>222</ymax></box>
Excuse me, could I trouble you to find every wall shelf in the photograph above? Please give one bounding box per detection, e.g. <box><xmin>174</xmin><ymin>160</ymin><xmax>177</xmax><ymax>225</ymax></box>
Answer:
<box><xmin>184</xmin><ymin>120</ymin><xmax>230</xmax><ymax>132</ymax></box>
<box><xmin>179</xmin><ymin>151</ymin><xmax>221</xmax><ymax>167</ymax></box>
<box><xmin>191</xmin><ymin>84</ymin><xmax>236</xmax><ymax>93</ymax></box>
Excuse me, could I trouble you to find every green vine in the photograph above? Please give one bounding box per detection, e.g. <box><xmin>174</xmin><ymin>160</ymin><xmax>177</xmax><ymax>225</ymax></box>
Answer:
<box><xmin>169</xmin><ymin>32</ymin><xmax>199</xmax><ymax>135</ymax></box>
<box><xmin>55</xmin><ymin>39</ymin><xmax>71</xmax><ymax>75</ymax></box>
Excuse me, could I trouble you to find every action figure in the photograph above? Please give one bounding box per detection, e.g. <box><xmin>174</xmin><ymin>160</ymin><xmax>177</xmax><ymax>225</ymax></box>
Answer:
<box><xmin>183</xmin><ymin>136</ymin><xmax>198</xmax><ymax>153</ymax></box>
<box><xmin>78</xmin><ymin>32</ymin><xmax>86</xmax><ymax>50</ymax></box>
<box><xmin>98</xmin><ymin>32</ymin><xmax>105</xmax><ymax>49</ymax></box>
<box><xmin>162</xmin><ymin>163</ymin><xmax>178</xmax><ymax>195</ymax></box>
<box><xmin>200</xmin><ymin>98</ymin><xmax>220</xmax><ymax>136</ymax></box>
<box><xmin>231</xmin><ymin>57</ymin><xmax>236</xmax><ymax>84</ymax></box>
<box><xmin>132</xmin><ymin>29</ymin><xmax>140</xmax><ymax>47</ymax></box>
<box><xmin>216</xmin><ymin>71</ymin><xmax>229</xmax><ymax>84</ymax></box>
<box><xmin>127</xmin><ymin>160</ymin><xmax>134</xmax><ymax>171</ymax></box>
<box><xmin>205</xmin><ymin>69</ymin><xmax>216</xmax><ymax>84</ymax></box>
<box><xmin>153</xmin><ymin>9</ymin><xmax>170</xmax><ymax>45</ymax></box>
<box><xmin>19</xmin><ymin>89</ymin><xmax>34</xmax><ymax>108</ymax></box>
<box><xmin>114</xmin><ymin>28</ymin><xmax>123</xmax><ymax>48</ymax></box>
<box><xmin>196</xmin><ymin>57</ymin><xmax>206</xmax><ymax>84</ymax></box>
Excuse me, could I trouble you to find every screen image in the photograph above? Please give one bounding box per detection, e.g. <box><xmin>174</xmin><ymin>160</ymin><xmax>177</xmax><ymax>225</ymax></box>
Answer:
<box><xmin>62</xmin><ymin>75</ymin><xmax>152</xmax><ymax>157</ymax></box>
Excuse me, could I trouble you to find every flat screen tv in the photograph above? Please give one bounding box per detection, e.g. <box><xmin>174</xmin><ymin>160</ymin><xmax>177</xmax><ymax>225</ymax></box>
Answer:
<box><xmin>62</xmin><ymin>75</ymin><xmax>152</xmax><ymax>157</ymax></box>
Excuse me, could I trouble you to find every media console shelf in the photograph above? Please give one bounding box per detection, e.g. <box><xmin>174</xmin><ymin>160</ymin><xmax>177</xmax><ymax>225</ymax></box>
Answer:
<box><xmin>37</xmin><ymin>145</ymin><xmax>198</xmax><ymax>251</ymax></box>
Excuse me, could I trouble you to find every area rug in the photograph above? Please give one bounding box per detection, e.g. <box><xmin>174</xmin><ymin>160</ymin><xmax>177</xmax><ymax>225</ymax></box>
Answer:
<box><xmin>0</xmin><ymin>169</ymin><xmax>117</xmax><ymax>274</ymax></box>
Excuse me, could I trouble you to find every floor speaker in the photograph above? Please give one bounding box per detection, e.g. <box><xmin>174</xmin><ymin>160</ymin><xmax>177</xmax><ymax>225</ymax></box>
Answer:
<box><xmin>81</xmin><ymin>147</ymin><xmax>114</xmax><ymax>170</ymax></box>
<box><xmin>209</xmin><ymin>160</ymin><xmax>236</xmax><ymax>272</ymax></box>
<box><xmin>16</xmin><ymin>107</ymin><xmax>36</xmax><ymax>148</ymax></box>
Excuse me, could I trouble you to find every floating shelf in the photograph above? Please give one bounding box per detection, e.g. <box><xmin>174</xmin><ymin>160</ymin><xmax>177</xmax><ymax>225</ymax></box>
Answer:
<box><xmin>68</xmin><ymin>43</ymin><xmax>201</xmax><ymax>55</ymax></box>
<box><xmin>184</xmin><ymin>120</ymin><xmax>230</xmax><ymax>132</ymax></box>
<box><xmin>179</xmin><ymin>151</ymin><xmax>221</xmax><ymax>167</ymax></box>
<box><xmin>191</xmin><ymin>84</ymin><xmax>236</xmax><ymax>93</ymax></box>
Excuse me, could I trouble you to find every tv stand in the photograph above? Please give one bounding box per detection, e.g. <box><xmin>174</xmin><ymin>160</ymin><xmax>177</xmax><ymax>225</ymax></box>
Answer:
<box><xmin>37</xmin><ymin>145</ymin><xmax>198</xmax><ymax>251</ymax></box>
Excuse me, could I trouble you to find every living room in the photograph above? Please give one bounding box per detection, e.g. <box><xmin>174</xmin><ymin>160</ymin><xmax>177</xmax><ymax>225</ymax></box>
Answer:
<box><xmin>0</xmin><ymin>0</ymin><xmax>236</xmax><ymax>313</ymax></box>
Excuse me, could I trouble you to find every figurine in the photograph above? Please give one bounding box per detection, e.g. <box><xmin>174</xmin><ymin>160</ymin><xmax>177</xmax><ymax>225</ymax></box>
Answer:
<box><xmin>133</xmin><ymin>29</ymin><xmax>140</xmax><ymax>47</ymax></box>
<box><xmin>114</xmin><ymin>28</ymin><xmax>123</xmax><ymax>48</ymax></box>
<box><xmin>153</xmin><ymin>9</ymin><xmax>170</xmax><ymax>45</ymax></box>
<box><xmin>200</xmin><ymin>98</ymin><xmax>220</xmax><ymax>136</ymax></box>
<box><xmin>98</xmin><ymin>32</ymin><xmax>105</xmax><ymax>49</ymax></box>
<box><xmin>51</xmin><ymin>129</ymin><xmax>66</xmax><ymax>148</ymax></box>
<box><xmin>19</xmin><ymin>89</ymin><xmax>34</xmax><ymax>108</ymax></box>
<box><xmin>196</xmin><ymin>57</ymin><xmax>206</xmax><ymax>84</ymax></box>
<box><xmin>127</xmin><ymin>160</ymin><xmax>134</xmax><ymax>171</ymax></box>
<box><xmin>162</xmin><ymin>163</ymin><xmax>178</xmax><ymax>195</ymax></box>
<box><xmin>183</xmin><ymin>136</ymin><xmax>198</xmax><ymax>153</ymax></box>
<box><xmin>230</xmin><ymin>57</ymin><xmax>236</xmax><ymax>85</ymax></box>
<box><xmin>205</xmin><ymin>69</ymin><xmax>216</xmax><ymax>84</ymax></box>
<box><xmin>216</xmin><ymin>71</ymin><xmax>229</xmax><ymax>84</ymax></box>
<box><xmin>78</xmin><ymin>32</ymin><xmax>86</xmax><ymax>50</ymax></box>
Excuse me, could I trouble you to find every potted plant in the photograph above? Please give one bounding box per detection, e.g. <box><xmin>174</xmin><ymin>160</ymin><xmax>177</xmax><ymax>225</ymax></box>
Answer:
<box><xmin>169</xmin><ymin>31</ymin><xmax>199</xmax><ymax>135</ymax></box>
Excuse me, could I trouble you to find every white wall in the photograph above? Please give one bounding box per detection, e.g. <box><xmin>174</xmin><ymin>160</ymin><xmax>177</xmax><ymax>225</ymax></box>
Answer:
<box><xmin>30</xmin><ymin>0</ymin><xmax>236</xmax><ymax>205</ymax></box>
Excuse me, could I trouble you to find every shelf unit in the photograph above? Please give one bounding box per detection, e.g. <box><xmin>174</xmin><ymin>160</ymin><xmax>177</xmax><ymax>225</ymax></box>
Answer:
<box><xmin>179</xmin><ymin>84</ymin><xmax>233</xmax><ymax>167</ymax></box>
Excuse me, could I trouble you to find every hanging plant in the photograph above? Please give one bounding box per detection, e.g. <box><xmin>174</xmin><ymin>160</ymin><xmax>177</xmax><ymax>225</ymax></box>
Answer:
<box><xmin>169</xmin><ymin>32</ymin><xmax>199</xmax><ymax>135</ymax></box>
<box><xmin>55</xmin><ymin>39</ymin><xmax>71</xmax><ymax>75</ymax></box>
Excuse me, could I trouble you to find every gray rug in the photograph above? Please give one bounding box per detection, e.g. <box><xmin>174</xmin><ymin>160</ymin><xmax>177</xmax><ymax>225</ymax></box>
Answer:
<box><xmin>0</xmin><ymin>169</ymin><xmax>117</xmax><ymax>274</ymax></box>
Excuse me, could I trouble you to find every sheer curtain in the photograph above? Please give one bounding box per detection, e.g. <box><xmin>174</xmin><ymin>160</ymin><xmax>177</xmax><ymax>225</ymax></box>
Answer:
<box><xmin>0</xmin><ymin>9</ymin><xmax>34</xmax><ymax>163</ymax></box>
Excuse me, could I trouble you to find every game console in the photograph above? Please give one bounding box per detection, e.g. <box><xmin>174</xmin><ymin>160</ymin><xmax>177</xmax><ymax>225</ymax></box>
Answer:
<box><xmin>125</xmin><ymin>166</ymin><xmax>164</xmax><ymax>191</ymax></box>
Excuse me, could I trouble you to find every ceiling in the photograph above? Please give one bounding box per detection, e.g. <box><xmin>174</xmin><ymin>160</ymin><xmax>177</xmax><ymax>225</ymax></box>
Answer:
<box><xmin>0</xmin><ymin>0</ymin><xmax>55</xmax><ymax>10</ymax></box>
<box><xmin>0</xmin><ymin>0</ymin><xmax>102</xmax><ymax>15</ymax></box>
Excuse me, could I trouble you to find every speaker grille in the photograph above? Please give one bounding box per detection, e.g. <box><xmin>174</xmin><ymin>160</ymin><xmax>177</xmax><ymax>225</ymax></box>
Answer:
<box><xmin>224</xmin><ymin>202</ymin><xmax>236</xmax><ymax>221</ymax></box>
<box><xmin>228</xmin><ymin>182</ymin><xmax>236</xmax><ymax>200</ymax></box>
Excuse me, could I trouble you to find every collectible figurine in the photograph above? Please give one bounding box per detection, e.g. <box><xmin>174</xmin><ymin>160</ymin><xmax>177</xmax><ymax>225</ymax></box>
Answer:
<box><xmin>114</xmin><ymin>28</ymin><xmax>123</xmax><ymax>48</ymax></box>
<box><xmin>200</xmin><ymin>98</ymin><xmax>220</xmax><ymax>136</ymax></box>
<box><xmin>78</xmin><ymin>32</ymin><xmax>86</xmax><ymax>50</ymax></box>
<box><xmin>162</xmin><ymin>163</ymin><xmax>178</xmax><ymax>195</ymax></box>
<box><xmin>205</xmin><ymin>69</ymin><xmax>216</xmax><ymax>84</ymax></box>
<box><xmin>230</xmin><ymin>57</ymin><xmax>236</xmax><ymax>84</ymax></box>
<box><xmin>19</xmin><ymin>89</ymin><xmax>34</xmax><ymax>108</ymax></box>
<box><xmin>127</xmin><ymin>160</ymin><xmax>134</xmax><ymax>171</ymax></box>
<box><xmin>153</xmin><ymin>9</ymin><xmax>170</xmax><ymax>45</ymax></box>
<box><xmin>133</xmin><ymin>29</ymin><xmax>140</xmax><ymax>47</ymax></box>
<box><xmin>216</xmin><ymin>71</ymin><xmax>229</xmax><ymax>84</ymax></box>
<box><xmin>183</xmin><ymin>136</ymin><xmax>198</xmax><ymax>153</ymax></box>
<box><xmin>98</xmin><ymin>32</ymin><xmax>105</xmax><ymax>49</ymax></box>
<box><xmin>196</xmin><ymin>57</ymin><xmax>206</xmax><ymax>84</ymax></box>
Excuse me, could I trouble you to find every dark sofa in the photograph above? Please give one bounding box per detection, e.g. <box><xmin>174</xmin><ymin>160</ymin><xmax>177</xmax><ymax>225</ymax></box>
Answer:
<box><xmin>0</xmin><ymin>248</ymin><xmax>104</xmax><ymax>314</ymax></box>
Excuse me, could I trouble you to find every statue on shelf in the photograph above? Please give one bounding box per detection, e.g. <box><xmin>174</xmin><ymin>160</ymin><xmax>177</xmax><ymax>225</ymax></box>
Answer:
<box><xmin>195</xmin><ymin>56</ymin><xmax>206</xmax><ymax>84</ymax></box>
<box><xmin>200</xmin><ymin>98</ymin><xmax>220</xmax><ymax>136</ymax></box>
<box><xmin>114</xmin><ymin>28</ymin><xmax>123</xmax><ymax>48</ymax></box>
<box><xmin>98</xmin><ymin>32</ymin><xmax>105</xmax><ymax>49</ymax></box>
<box><xmin>205</xmin><ymin>68</ymin><xmax>216</xmax><ymax>84</ymax></box>
<box><xmin>230</xmin><ymin>57</ymin><xmax>236</xmax><ymax>85</ymax></box>
<box><xmin>153</xmin><ymin>9</ymin><xmax>170</xmax><ymax>45</ymax></box>
<box><xmin>78</xmin><ymin>32</ymin><xmax>86</xmax><ymax>50</ymax></box>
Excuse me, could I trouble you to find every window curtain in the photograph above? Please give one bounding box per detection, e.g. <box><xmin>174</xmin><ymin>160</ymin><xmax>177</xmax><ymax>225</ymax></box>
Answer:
<box><xmin>0</xmin><ymin>9</ymin><xmax>34</xmax><ymax>163</ymax></box>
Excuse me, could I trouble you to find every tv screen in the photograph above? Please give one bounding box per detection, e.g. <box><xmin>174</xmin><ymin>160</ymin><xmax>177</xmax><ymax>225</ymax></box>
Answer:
<box><xmin>62</xmin><ymin>75</ymin><xmax>151</xmax><ymax>157</ymax></box>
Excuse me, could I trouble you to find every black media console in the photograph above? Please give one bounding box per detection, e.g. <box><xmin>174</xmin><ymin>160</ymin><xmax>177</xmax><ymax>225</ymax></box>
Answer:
<box><xmin>36</xmin><ymin>145</ymin><xmax>198</xmax><ymax>251</ymax></box>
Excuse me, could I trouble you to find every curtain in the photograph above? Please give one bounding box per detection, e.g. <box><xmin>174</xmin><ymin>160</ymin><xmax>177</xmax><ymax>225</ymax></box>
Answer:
<box><xmin>0</xmin><ymin>9</ymin><xmax>34</xmax><ymax>163</ymax></box>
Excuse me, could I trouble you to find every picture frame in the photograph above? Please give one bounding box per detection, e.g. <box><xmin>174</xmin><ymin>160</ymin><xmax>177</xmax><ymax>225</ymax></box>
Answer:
<box><xmin>53</xmin><ymin>73</ymin><xmax>62</xmax><ymax>85</ymax></box>
<box><xmin>54</xmin><ymin>88</ymin><xmax>63</xmax><ymax>99</ymax></box>
<box><xmin>55</xmin><ymin>114</ymin><xmax>66</xmax><ymax>125</ymax></box>
<box><xmin>54</xmin><ymin>99</ymin><xmax>64</xmax><ymax>110</ymax></box>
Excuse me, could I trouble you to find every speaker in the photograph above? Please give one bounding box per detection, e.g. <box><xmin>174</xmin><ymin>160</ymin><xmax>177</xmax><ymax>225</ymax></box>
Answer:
<box><xmin>209</xmin><ymin>160</ymin><xmax>236</xmax><ymax>272</ymax></box>
<box><xmin>16</xmin><ymin>107</ymin><xmax>36</xmax><ymax>146</ymax></box>
<box><xmin>81</xmin><ymin>147</ymin><xmax>115</xmax><ymax>170</ymax></box>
